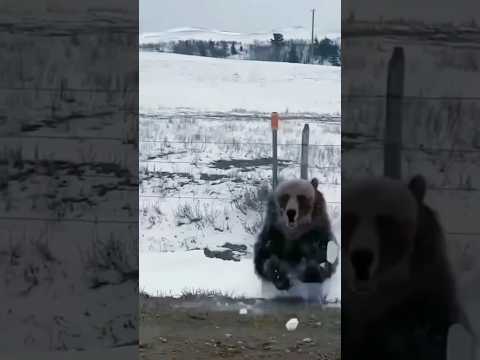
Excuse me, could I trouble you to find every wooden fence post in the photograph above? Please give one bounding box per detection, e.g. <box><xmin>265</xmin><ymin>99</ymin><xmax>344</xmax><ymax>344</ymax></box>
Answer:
<box><xmin>384</xmin><ymin>46</ymin><xmax>405</xmax><ymax>179</ymax></box>
<box><xmin>301</xmin><ymin>124</ymin><xmax>310</xmax><ymax>179</ymax></box>
<box><xmin>271</xmin><ymin>112</ymin><xmax>279</xmax><ymax>189</ymax></box>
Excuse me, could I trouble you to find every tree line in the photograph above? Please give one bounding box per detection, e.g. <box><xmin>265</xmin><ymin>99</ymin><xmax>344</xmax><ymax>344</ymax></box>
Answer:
<box><xmin>139</xmin><ymin>34</ymin><xmax>341</xmax><ymax>66</ymax></box>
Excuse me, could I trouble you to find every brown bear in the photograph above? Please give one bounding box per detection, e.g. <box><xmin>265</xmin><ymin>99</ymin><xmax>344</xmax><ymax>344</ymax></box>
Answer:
<box><xmin>254</xmin><ymin>178</ymin><xmax>338</xmax><ymax>291</ymax></box>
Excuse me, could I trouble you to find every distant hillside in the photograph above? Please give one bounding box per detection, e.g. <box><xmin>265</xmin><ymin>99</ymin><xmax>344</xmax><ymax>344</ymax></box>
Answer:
<box><xmin>140</xmin><ymin>26</ymin><xmax>340</xmax><ymax>46</ymax></box>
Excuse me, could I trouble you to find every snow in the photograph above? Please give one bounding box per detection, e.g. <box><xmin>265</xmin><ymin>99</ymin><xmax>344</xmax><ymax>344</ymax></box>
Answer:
<box><xmin>0</xmin><ymin>224</ymin><xmax>138</xmax><ymax>351</ymax></box>
<box><xmin>140</xmin><ymin>209</ymin><xmax>341</xmax><ymax>301</ymax></box>
<box><xmin>285</xmin><ymin>318</ymin><xmax>299</xmax><ymax>331</ymax></box>
<box><xmin>239</xmin><ymin>308</ymin><xmax>248</xmax><ymax>315</ymax></box>
<box><xmin>140</xmin><ymin>50</ymin><xmax>341</xmax><ymax>303</ymax></box>
<box><xmin>140</xmin><ymin>250</ymin><xmax>341</xmax><ymax>302</ymax></box>
<box><xmin>457</xmin><ymin>264</ymin><xmax>480</xmax><ymax>359</ymax></box>
<box><xmin>140</xmin><ymin>26</ymin><xmax>340</xmax><ymax>45</ymax></box>
<box><xmin>140</xmin><ymin>52</ymin><xmax>341</xmax><ymax>114</ymax></box>
<box><xmin>140</xmin><ymin>251</ymin><xmax>260</xmax><ymax>297</ymax></box>
<box><xmin>447</xmin><ymin>324</ymin><xmax>476</xmax><ymax>360</ymax></box>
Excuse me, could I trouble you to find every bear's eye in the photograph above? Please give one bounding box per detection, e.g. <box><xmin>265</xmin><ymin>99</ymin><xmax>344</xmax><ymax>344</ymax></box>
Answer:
<box><xmin>297</xmin><ymin>195</ymin><xmax>311</xmax><ymax>209</ymax></box>
<box><xmin>278</xmin><ymin>194</ymin><xmax>289</xmax><ymax>209</ymax></box>
<box><xmin>376</xmin><ymin>215</ymin><xmax>410</xmax><ymax>264</ymax></box>
<box><xmin>342</xmin><ymin>212</ymin><xmax>358</xmax><ymax>246</ymax></box>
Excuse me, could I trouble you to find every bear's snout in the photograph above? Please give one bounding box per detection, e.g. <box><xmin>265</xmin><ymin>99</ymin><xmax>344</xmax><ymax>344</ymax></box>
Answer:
<box><xmin>351</xmin><ymin>248</ymin><xmax>374</xmax><ymax>281</ymax></box>
<box><xmin>286</xmin><ymin>209</ymin><xmax>296</xmax><ymax>223</ymax></box>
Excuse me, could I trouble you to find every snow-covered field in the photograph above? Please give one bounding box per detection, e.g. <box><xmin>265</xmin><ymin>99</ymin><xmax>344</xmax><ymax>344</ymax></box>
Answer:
<box><xmin>140</xmin><ymin>52</ymin><xmax>340</xmax><ymax>114</ymax></box>
<box><xmin>0</xmin><ymin>12</ymin><xmax>138</xmax><ymax>351</ymax></box>
<box><xmin>140</xmin><ymin>26</ymin><xmax>341</xmax><ymax>46</ymax></box>
<box><xmin>139</xmin><ymin>52</ymin><xmax>341</xmax><ymax>301</ymax></box>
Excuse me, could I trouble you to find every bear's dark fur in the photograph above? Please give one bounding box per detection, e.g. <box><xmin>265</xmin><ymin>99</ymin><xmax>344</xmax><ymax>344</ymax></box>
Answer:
<box><xmin>342</xmin><ymin>175</ymin><xmax>464</xmax><ymax>360</ymax></box>
<box><xmin>254</xmin><ymin>178</ymin><xmax>337</xmax><ymax>291</ymax></box>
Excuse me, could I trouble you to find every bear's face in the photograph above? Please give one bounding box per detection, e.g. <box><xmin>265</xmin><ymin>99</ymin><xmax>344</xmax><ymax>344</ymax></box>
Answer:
<box><xmin>342</xmin><ymin>177</ymin><xmax>419</xmax><ymax>297</ymax></box>
<box><xmin>275</xmin><ymin>179</ymin><xmax>316</xmax><ymax>230</ymax></box>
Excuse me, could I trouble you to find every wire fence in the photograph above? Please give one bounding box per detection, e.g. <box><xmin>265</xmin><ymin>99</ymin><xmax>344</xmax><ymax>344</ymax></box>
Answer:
<box><xmin>141</xmin><ymin>140</ymin><xmax>341</xmax><ymax>147</ymax></box>
<box><xmin>343</xmin><ymin>94</ymin><xmax>480</xmax><ymax>101</ymax></box>
<box><xmin>344</xmin><ymin>144</ymin><xmax>480</xmax><ymax>154</ymax></box>
<box><xmin>1</xmin><ymin>97</ymin><xmax>476</xmax><ymax>238</ymax></box>
<box><xmin>0</xmin><ymin>215</ymin><xmax>137</xmax><ymax>225</ymax></box>
<box><xmin>140</xmin><ymin>113</ymin><xmax>342</xmax><ymax>122</ymax></box>
<box><xmin>0</xmin><ymin>86</ymin><xmax>137</xmax><ymax>94</ymax></box>
<box><xmin>343</xmin><ymin>89</ymin><xmax>480</xmax><ymax>239</ymax></box>
<box><xmin>139</xmin><ymin>193</ymin><xmax>341</xmax><ymax>205</ymax></box>
<box><xmin>139</xmin><ymin>122</ymin><xmax>341</xmax><ymax>170</ymax></box>
<box><xmin>140</xmin><ymin>160</ymin><xmax>339</xmax><ymax>172</ymax></box>
<box><xmin>343</xmin><ymin>145</ymin><xmax>480</xmax><ymax>189</ymax></box>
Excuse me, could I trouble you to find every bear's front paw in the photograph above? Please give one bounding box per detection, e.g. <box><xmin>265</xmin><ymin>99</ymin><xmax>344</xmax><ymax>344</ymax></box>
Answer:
<box><xmin>271</xmin><ymin>267</ymin><xmax>291</xmax><ymax>290</ymax></box>
<box><xmin>299</xmin><ymin>260</ymin><xmax>330</xmax><ymax>283</ymax></box>
<box><xmin>264</xmin><ymin>256</ymin><xmax>291</xmax><ymax>290</ymax></box>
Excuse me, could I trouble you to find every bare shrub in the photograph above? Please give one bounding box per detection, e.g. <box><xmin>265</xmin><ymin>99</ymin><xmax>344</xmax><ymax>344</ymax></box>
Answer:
<box><xmin>6</xmin><ymin>238</ymin><xmax>23</xmax><ymax>266</ymax></box>
<box><xmin>232</xmin><ymin>182</ymin><xmax>270</xmax><ymax>235</ymax></box>
<box><xmin>33</xmin><ymin>238</ymin><xmax>58</xmax><ymax>264</ymax></box>
<box><xmin>84</xmin><ymin>233</ymin><xmax>138</xmax><ymax>289</ymax></box>
<box><xmin>176</xmin><ymin>202</ymin><xmax>202</xmax><ymax>225</ymax></box>
<box><xmin>202</xmin><ymin>204</ymin><xmax>223</xmax><ymax>230</ymax></box>
<box><xmin>175</xmin><ymin>202</ymin><xmax>225</xmax><ymax>231</ymax></box>
<box><xmin>232</xmin><ymin>183</ymin><xmax>269</xmax><ymax>216</ymax></box>
<box><xmin>21</xmin><ymin>264</ymin><xmax>40</xmax><ymax>296</ymax></box>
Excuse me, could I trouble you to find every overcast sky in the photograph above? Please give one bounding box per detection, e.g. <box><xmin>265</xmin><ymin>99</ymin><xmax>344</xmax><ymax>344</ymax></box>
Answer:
<box><xmin>140</xmin><ymin>0</ymin><xmax>340</xmax><ymax>34</ymax></box>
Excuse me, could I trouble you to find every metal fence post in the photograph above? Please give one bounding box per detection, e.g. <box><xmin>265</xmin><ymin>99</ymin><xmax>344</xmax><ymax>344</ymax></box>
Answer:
<box><xmin>384</xmin><ymin>46</ymin><xmax>405</xmax><ymax>179</ymax></box>
<box><xmin>301</xmin><ymin>124</ymin><xmax>310</xmax><ymax>179</ymax></box>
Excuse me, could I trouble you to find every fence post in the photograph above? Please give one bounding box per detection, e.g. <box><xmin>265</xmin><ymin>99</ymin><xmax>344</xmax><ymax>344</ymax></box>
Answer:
<box><xmin>271</xmin><ymin>112</ymin><xmax>279</xmax><ymax>189</ymax></box>
<box><xmin>384</xmin><ymin>46</ymin><xmax>405</xmax><ymax>179</ymax></box>
<box><xmin>301</xmin><ymin>124</ymin><xmax>309</xmax><ymax>179</ymax></box>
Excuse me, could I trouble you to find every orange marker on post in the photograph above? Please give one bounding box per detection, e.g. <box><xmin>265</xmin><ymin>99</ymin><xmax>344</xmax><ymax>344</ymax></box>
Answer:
<box><xmin>271</xmin><ymin>112</ymin><xmax>279</xmax><ymax>130</ymax></box>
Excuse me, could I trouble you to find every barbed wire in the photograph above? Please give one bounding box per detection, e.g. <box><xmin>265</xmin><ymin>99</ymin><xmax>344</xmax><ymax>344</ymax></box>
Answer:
<box><xmin>344</xmin><ymin>139</ymin><xmax>480</xmax><ymax>192</ymax></box>
<box><xmin>140</xmin><ymin>160</ymin><xmax>339</xmax><ymax>171</ymax></box>
<box><xmin>0</xmin><ymin>134</ymin><xmax>127</xmax><ymax>142</ymax></box>
<box><xmin>141</xmin><ymin>139</ymin><xmax>341</xmax><ymax>147</ymax></box>
<box><xmin>0</xmin><ymin>214</ymin><xmax>476</xmax><ymax>238</ymax></box>
<box><xmin>139</xmin><ymin>193</ymin><xmax>341</xmax><ymax>205</ymax></box>
<box><xmin>0</xmin><ymin>215</ymin><xmax>136</xmax><ymax>224</ymax></box>
<box><xmin>446</xmin><ymin>232</ymin><xmax>480</xmax><ymax>237</ymax></box>
<box><xmin>140</xmin><ymin>114</ymin><xmax>341</xmax><ymax>122</ymax></box>
<box><xmin>343</xmin><ymin>143</ymin><xmax>480</xmax><ymax>154</ymax></box>
<box><xmin>344</xmin><ymin>125</ymin><xmax>480</xmax><ymax>235</ymax></box>
<box><xmin>343</xmin><ymin>94</ymin><xmax>480</xmax><ymax>101</ymax></box>
<box><xmin>138</xmin><ymin>195</ymin><xmax>478</xmax><ymax>238</ymax></box>
<box><xmin>0</xmin><ymin>86</ymin><xmax>137</xmax><ymax>94</ymax></box>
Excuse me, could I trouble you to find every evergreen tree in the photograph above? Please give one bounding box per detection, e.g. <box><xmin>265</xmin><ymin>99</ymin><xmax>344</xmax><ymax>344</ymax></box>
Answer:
<box><xmin>271</xmin><ymin>33</ymin><xmax>284</xmax><ymax>43</ymax></box>
<box><xmin>208</xmin><ymin>40</ymin><xmax>215</xmax><ymax>57</ymax></box>
<box><xmin>313</xmin><ymin>37</ymin><xmax>320</xmax><ymax>57</ymax></box>
<box><xmin>231</xmin><ymin>42</ymin><xmax>238</xmax><ymax>55</ymax></box>
<box><xmin>270</xmin><ymin>33</ymin><xmax>285</xmax><ymax>61</ymax></box>
<box><xmin>329</xmin><ymin>53</ymin><xmax>341</xmax><ymax>66</ymax></box>
<box><xmin>314</xmin><ymin>37</ymin><xmax>338</xmax><ymax>63</ymax></box>
<box><xmin>220</xmin><ymin>41</ymin><xmax>229</xmax><ymax>57</ymax></box>
<box><xmin>197</xmin><ymin>41</ymin><xmax>207</xmax><ymax>56</ymax></box>
<box><xmin>287</xmin><ymin>42</ymin><xmax>299</xmax><ymax>63</ymax></box>
<box><xmin>173</xmin><ymin>40</ymin><xmax>193</xmax><ymax>55</ymax></box>
<box><xmin>184</xmin><ymin>40</ymin><xmax>194</xmax><ymax>55</ymax></box>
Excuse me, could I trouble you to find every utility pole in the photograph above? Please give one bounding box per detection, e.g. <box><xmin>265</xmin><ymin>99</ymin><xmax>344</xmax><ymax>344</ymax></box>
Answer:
<box><xmin>311</xmin><ymin>8</ymin><xmax>315</xmax><ymax>64</ymax></box>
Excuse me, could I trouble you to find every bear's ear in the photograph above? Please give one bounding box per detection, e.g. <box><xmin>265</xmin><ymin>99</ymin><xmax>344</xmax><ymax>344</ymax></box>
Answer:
<box><xmin>311</xmin><ymin>178</ymin><xmax>319</xmax><ymax>189</ymax></box>
<box><xmin>408</xmin><ymin>175</ymin><xmax>427</xmax><ymax>203</ymax></box>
